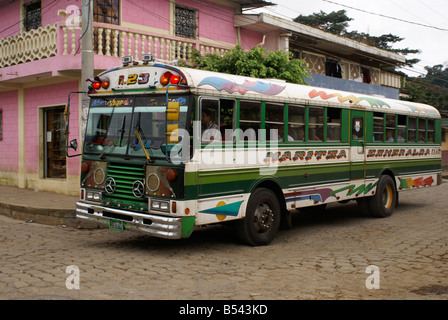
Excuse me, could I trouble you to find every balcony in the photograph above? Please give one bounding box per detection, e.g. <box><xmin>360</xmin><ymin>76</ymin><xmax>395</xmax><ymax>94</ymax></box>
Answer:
<box><xmin>0</xmin><ymin>22</ymin><xmax>231</xmax><ymax>84</ymax></box>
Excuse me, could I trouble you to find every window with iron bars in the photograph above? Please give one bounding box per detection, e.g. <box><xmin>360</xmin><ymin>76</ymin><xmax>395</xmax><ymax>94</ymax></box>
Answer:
<box><xmin>93</xmin><ymin>0</ymin><xmax>120</xmax><ymax>55</ymax></box>
<box><xmin>24</xmin><ymin>1</ymin><xmax>41</xmax><ymax>31</ymax></box>
<box><xmin>174</xmin><ymin>6</ymin><xmax>197</xmax><ymax>60</ymax></box>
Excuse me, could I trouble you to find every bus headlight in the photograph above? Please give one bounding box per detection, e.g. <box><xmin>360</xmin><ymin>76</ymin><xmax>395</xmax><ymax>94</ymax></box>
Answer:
<box><xmin>150</xmin><ymin>199</ymin><xmax>170</xmax><ymax>212</ymax></box>
<box><xmin>86</xmin><ymin>191</ymin><xmax>102</xmax><ymax>202</ymax></box>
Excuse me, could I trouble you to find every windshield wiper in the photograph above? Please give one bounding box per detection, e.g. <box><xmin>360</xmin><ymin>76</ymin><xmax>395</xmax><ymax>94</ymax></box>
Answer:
<box><xmin>118</xmin><ymin>115</ymin><xmax>126</xmax><ymax>146</ymax></box>
<box><xmin>99</xmin><ymin>139</ymin><xmax>116</xmax><ymax>159</ymax></box>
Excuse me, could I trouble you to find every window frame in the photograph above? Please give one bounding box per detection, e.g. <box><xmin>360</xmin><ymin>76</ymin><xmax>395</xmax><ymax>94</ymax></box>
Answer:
<box><xmin>174</xmin><ymin>5</ymin><xmax>198</xmax><ymax>40</ymax></box>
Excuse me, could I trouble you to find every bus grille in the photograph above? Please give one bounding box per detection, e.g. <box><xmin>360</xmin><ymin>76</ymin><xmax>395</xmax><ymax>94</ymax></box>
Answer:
<box><xmin>105</xmin><ymin>163</ymin><xmax>146</xmax><ymax>202</ymax></box>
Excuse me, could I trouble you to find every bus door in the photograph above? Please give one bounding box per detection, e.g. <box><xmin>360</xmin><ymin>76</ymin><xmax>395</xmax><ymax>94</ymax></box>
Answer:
<box><xmin>350</xmin><ymin>110</ymin><xmax>366</xmax><ymax>181</ymax></box>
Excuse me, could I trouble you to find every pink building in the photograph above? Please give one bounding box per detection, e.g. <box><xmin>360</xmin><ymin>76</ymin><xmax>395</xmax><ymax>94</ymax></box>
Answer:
<box><xmin>0</xmin><ymin>0</ymin><xmax>272</xmax><ymax>195</ymax></box>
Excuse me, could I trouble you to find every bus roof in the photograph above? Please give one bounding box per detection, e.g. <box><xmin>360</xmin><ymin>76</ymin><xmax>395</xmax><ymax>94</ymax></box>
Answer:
<box><xmin>176</xmin><ymin>65</ymin><xmax>441</xmax><ymax>119</ymax></box>
<box><xmin>96</xmin><ymin>62</ymin><xmax>440</xmax><ymax>119</ymax></box>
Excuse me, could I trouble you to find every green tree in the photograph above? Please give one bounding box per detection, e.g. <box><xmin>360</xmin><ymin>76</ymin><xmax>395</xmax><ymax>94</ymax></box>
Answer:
<box><xmin>182</xmin><ymin>45</ymin><xmax>310</xmax><ymax>85</ymax></box>
<box><xmin>402</xmin><ymin>64</ymin><xmax>448</xmax><ymax>110</ymax></box>
<box><xmin>293</xmin><ymin>10</ymin><xmax>352</xmax><ymax>35</ymax></box>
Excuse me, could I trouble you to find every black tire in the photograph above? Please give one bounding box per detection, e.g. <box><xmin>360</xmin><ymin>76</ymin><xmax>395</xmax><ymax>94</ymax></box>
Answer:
<box><xmin>357</xmin><ymin>197</ymin><xmax>372</xmax><ymax>217</ymax></box>
<box><xmin>236</xmin><ymin>188</ymin><xmax>281</xmax><ymax>246</ymax></box>
<box><xmin>370</xmin><ymin>175</ymin><xmax>397</xmax><ymax>218</ymax></box>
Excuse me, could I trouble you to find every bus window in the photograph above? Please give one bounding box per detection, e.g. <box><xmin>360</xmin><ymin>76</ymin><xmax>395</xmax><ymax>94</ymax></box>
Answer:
<box><xmin>219</xmin><ymin>99</ymin><xmax>235</xmax><ymax>142</ymax></box>
<box><xmin>352</xmin><ymin>117</ymin><xmax>363</xmax><ymax>140</ymax></box>
<box><xmin>326</xmin><ymin>108</ymin><xmax>341</xmax><ymax>142</ymax></box>
<box><xmin>265</xmin><ymin>103</ymin><xmax>285</xmax><ymax>142</ymax></box>
<box><xmin>418</xmin><ymin>118</ymin><xmax>426</xmax><ymax>142</ymax></box>
<box><xmin>428</xmin><ymin>119</ymin><xmax>435</xmax><ymax>142</ymax></box>
<box><xmin>308</xmin><ymin>107</ymin><xmax>324</xmax><ymax>141</ymax></box>
<box><xmin>201</xmin><ymin>98</ymin><xmax>220</xmax><ymax>143</ymax></box>
<box><xmin>409</xmin><ymin>117</ymin><xmax>417</xmax><ymax>142</ymax></box>
<box><xmin>239</xmin><ymin>100</ymin><xmax>261</xmax><ymax>141</ymax></box>
<box><xmin>373</xmin><ymin>113</ymin><xmax>384</xmax><ymax>142</ymax></box>
<box><xmin>288</xmin><ymin>105</ymin><xmax>305</xmax><ymax>141</ymax></box>
<box><xmin>397</xmin><ymin>115</ymin><xmax>406</xmax><ymax>142</ymax></box>
<box><xmin>386</xmin><ymin>114</ymin><xmax>395</xmax><ymax>142</ymax></box>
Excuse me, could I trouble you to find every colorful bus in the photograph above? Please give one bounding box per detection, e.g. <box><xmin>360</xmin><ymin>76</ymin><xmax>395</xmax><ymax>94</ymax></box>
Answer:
<box><xmin>71</xmin><ymin>55</ymin><xmax>442</xmax><ymax>245</ymax></box>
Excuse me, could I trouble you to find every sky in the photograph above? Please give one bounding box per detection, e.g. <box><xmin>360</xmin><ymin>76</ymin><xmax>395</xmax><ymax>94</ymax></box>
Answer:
<box><xmin>246</xmin><ymin>0</ymin><xmax>448</xmax><ymax>77</ymax></box>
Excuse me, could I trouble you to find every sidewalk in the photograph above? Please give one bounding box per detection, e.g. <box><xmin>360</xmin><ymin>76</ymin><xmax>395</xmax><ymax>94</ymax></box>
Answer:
<box><xmin>0</xmin><ymin>184</ymin><xmax>81</xmax><ymax>227</ymax></box>
<box><xmin>1</xmin><ymin>166</ymin><xmax>448</xmax><ymax>227</ymax></box>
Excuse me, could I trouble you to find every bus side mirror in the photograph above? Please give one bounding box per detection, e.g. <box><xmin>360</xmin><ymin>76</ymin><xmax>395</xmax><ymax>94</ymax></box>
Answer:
<box><xmin>167</xmin><ymin>101</ymin><xmax>180</xmax><ymax>121</ymax></box>
<box><xmin>69</xmin><ymin>139</ymin><xmax>78</xmax><ymax>151</ymax></box>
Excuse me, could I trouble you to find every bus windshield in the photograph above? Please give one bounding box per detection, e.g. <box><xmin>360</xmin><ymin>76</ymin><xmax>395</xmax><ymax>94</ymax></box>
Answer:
<box><xmin>83</xmin><ymin>95</ymin><xmax>190</xmax><ymax>159</ymax></box>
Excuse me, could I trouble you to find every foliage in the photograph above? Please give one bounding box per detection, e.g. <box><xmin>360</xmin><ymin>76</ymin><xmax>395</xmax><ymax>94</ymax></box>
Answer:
<box><xmin>402</xmin><ymin>64</ymin><xmax>448</xmax><ymax>110</ymax></box>
<box><xmin>181</xmin><ymin>45</ymin><xmax>310</xmax><ymax>85</ymax></box>
<box><xmin>293</xmin><ymin>10</ymin><xmax>352</xmax><ymax>36</ymax></box>
<box><xmin>293</xmin><ymin>10</ymin><xmax>420</xmax><ymax>68</ymax></box>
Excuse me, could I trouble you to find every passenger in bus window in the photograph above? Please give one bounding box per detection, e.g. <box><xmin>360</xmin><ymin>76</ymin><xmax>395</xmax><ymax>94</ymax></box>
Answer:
<box><xmin>276</xmin><ymin>124</ymin><xmax>294</xmax><ymax>142</ymax></box>
<box><xmin>309</xmin><ymin>126</ymin><xmax>323</xmax><ymax>141</ymax></box>
<box><xmin>386</xmin><ymin>130</ymin><xmax>395</xmax><ymax>142</ymax></box>
<box><xmin>201</xmin><ymin>109</ymin><xmax>220</xmax><ymax>142</ymax></box>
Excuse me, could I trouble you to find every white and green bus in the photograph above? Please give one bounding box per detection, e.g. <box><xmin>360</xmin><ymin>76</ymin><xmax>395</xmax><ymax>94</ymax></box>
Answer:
<box><xmin>72</xmin><ymin>55</ymin><xmax>442</xmax><ymax>245</ymax></box>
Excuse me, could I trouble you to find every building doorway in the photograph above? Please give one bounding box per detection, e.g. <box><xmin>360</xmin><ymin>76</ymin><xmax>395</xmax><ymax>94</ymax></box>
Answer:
<box><xmin>43</xmin><ymin>106</ymin><xmax>66</xmax><ymax>179</ymax></box>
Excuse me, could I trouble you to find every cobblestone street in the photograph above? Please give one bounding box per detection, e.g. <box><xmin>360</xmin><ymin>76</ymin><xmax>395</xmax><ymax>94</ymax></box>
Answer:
<box><xmin>1</xmin><ymin>182</ymin><xmax>447</xmax><ymax>300</ymax></box>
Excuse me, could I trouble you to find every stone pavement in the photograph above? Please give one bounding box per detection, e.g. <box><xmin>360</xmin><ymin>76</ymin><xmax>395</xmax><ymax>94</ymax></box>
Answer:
<box><xmin>1</xmin><ymin>180</ymin><xmax>448</xmax><ymax>300</ymax></box>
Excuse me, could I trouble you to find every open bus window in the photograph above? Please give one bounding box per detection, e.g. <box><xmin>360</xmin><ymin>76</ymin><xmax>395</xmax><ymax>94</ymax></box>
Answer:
<box><xmin>386</xmin><ymin>114</ymin><xmax>396</xmax><ymax>142</ymax></box>
<box><xmin>288</xmin><ymin>105</ymin><xmax>305</xmax><ymax>142</ymax></box>
<box><xmin>239</xmin><ymin>101</ymin><xmax>261</xmax><ymax>142</ymax></box>
<box><xmin>200</xmin><ymin>99</ymin><xmax>220</xmax><ymax>143</ymax></box>
<box><xmin>309</xmin><ymin>107</ymin><xmax>324</xmax><ymax>141</ymax></box>
<box><xmin>409</xmin><ymin>117</ymin><xmax>417</xmax><ymax>142</ymax></box>
<box><xmin>428</xmin><ymin>119</ymin><xmax>435</xmax><ymax>142</ymax></box>
<box><xmin>397</xmin><ymin>115</ymin><xmax>406</xmax><ymax>142</ymax></box>
<box><xmin>418</xmin><ymin>118</ymin><xmax>426</xmax><ymax>142</ymax></box>
<box><xmin>327</xmin><ymin>107</ymin><xmax>341</xmax><ymax>142</ymax></box>
<box><xmin>219</xmin><ymin>99</ymin><xmax>235</xmax><ymax>143</ymax></box>
<box><xmin>373</xmin><ymin>113</ymin><xmax>384</xmax><ymax>142</ymax></box>
<box><xmin>265</xmin><ymin>103</ymin><xmax>285</xmax><ymax>142</ymax></box>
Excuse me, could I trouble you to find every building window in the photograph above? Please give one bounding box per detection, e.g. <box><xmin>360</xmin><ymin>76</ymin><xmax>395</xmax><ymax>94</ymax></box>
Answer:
<box><xmin>24</xmin><ymin>1</ymin><xmax>41</xmax><ymax>31</ymax></box>
<box><xmin>175</xmin><ymin>6</ymin><xmax>197</xmax><ymax>39</ymax></box>
<box><xmin>325</xmin><ymin>60</ymin><xmax>342</xmax><ymax>79</ymax></box>
<box><xmin>93</xmin><ymin>0</ymin><xmax>119</xmax><ymax>55</ymax></box>
<box><xmin>94</xmin><ymin>0</ymin><xmax>119</xmax><ymax>24</ymax></box>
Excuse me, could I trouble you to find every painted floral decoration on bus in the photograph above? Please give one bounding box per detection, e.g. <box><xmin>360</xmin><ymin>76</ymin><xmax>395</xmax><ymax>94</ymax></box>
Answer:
<box><xmin>308</xmin><ymin>89</ymin><xmax>391</xmax><ymax>108</ymax></box>
<box><xmin>198</xmin><ymin>77</ymin><xmax>286</xmax><ymax>95</ymax></box>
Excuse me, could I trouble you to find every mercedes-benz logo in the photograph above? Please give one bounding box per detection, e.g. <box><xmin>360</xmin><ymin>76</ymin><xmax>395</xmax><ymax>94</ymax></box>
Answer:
<box><xmin>105</xmin><ymin>177</ymin><xmax>116</xmax><ymax>194</ymax></box>
<box><xmin>132</xmin><ymin>180</ymin><xmax>145</xmax><ymax>198</ymax></box>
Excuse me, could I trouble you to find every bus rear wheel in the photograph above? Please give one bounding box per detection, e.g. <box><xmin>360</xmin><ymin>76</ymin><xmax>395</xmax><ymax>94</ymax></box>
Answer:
<box><xmin>370</xmin><ymin>175</ymin><xmax>397</xmax><ymax>218</ymax></box>
<box><xmin>237</xmin><ymin>188</ymin><xmax>281</xmax><ymax>246</ymax></box>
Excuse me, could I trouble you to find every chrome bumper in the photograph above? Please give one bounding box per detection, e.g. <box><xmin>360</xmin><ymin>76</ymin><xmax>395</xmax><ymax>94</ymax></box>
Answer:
<box><xmin>76</xmin><ymin>201</ymin><xmax>183</xmax><ymax>239</ymax></box>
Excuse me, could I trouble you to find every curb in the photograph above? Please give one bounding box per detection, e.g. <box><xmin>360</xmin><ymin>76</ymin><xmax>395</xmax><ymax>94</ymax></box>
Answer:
<box><xmin>0</xmin><ymin>202</ymin><xmax>102</xmax><ymax>229</ymax></box>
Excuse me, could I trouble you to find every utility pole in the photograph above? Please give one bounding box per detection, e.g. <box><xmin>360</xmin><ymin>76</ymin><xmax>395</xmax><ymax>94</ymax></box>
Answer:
<box><xmin>80</xmin><ymin>0</ymin><xmax>94</xmax><ymax>146</ymax></box>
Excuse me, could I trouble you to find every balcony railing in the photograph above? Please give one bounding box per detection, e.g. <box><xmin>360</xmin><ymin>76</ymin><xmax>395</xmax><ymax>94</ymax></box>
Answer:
<box><xmin>0</xmin><ymin>22</ymin><xmax>231</xmax><ymax>69</ymax></box>
<box><xmin>0</xmin><ymin>24</ymin><xmax>57</xmax><ymax>68</ymax></box>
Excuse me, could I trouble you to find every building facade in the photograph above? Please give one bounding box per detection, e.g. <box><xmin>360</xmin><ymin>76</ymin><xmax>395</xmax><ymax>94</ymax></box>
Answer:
<box><xmin>0</xmin><ymin>0</ymin><xmax>408</xmax><ymax>195</ymax></box>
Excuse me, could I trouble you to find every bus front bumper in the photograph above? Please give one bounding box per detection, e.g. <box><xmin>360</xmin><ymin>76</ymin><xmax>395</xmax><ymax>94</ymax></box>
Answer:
<box><xmin>76</xmin><ymin>202</ymin><xmax>195</xmax><ymax>239</ymax></box>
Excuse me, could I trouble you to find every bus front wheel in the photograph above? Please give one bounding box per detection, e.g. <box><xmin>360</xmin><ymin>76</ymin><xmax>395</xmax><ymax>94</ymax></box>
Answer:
<box><xmin>370</xmin><ymin>175</ymin><xmax>397</xmax><ymax>218</ymax></box>
<box><xmin>236</xmin><ymin>188</ymin><xmax>281</xmax><ymax>246</ymax></box>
